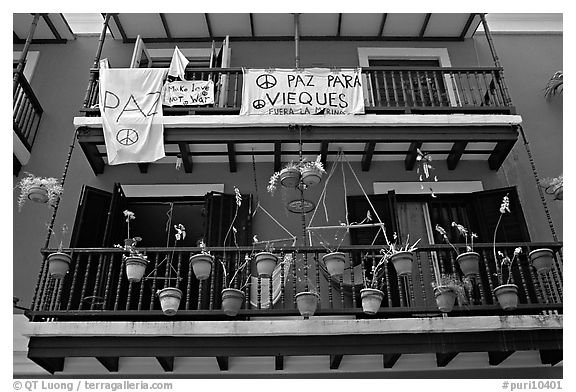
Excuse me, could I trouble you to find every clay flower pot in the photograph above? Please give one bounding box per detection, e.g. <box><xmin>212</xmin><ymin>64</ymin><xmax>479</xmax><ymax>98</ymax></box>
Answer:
<box><xmin>322</xmin><ymin>252</ymin><xmax>346</xmax><ymax>276</ymax></box>
<box><xmin>157</xmin><ymin>287</ymin><xmax>182</xmax><ymax>316</ymax></box>
<box><xmin>434</xmin><ymin>287</ymin><xmax>457</xmax><ymax>313</ymax></box>
<box><xmin>125</xmin><ymin>256</ymin><xmax>148</xmax><ymax>283</ymax></box>
<box><xmin>221</xmin><ymin>288</ymin><xmax>245</xmax><ymax>316</ymax></box>
<box><xmin>279</xmin><ymin>167</ymin><xmax>301</xmax><ymax>188</ymax></box>
<box><xmin>255</xmin><ymin>252</ymin><xmax>278</xmax><ymax>277</ymax></box>
<box><xmin>493</xmin><ymin>284</ymin><xmax>519</xmax><ymax>311</ymax></box>
<box><xmin>295</xmin><ymin>291</ymin><xmax>320</xmax><ymax>318</ymax></box>
<box><xmin>389</xmin><ymin>251</ymin><xmax>415</xmax><ymax>276</ymax></box>
<box><xmin>47</xmin><ymin>252</ymin><xmax>71</xmax><ymax>279</ymax></box>
<box><xmin>28</xmin><ymin>185</ymin><xmax>49</xmax><ymax>204</ymax></box>
<box><xmin>456</xmin><ymin>252</ymin><xmax>480</xmax><ymax>277</ymax></box>
<box><xmin>529</xmin><ymin>248</ymin><xmax>554</xmax><ymax>274</ymax></box>
<box><xmin>301</xmin><ymin>167</ymin><xmax>323</xmax><ymax>186</ymax></box>
<box><xmin>189</xmin><ymin>253</ymin><xmax>214</xmax><ymax>280</ymax></box>
<box><xmin>360</xmin><ymin>288</ymin><xmax>384</xmax><ymax>315</ymax></box>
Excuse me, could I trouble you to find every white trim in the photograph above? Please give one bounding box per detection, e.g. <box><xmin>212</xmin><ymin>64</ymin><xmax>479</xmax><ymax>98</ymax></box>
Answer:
<box><xmin>374</xmin><ymin>181</ymin><xmax>484</xmax><ymax>195</ymax></box>
<box><xmin>148</xmin><ymin>48</ymin><xmax>213</xmax><ymax>61</ymax></box>
<box><xmin>74</xmin><ymin>113</ymin><xmax>523</xmax><ymax>129</ymax></box>
<box><xmin>13</xmin><ymin>50</ymin><xmax>39</xmax><ymax>82</ymax></box>
<box><xmin>358</xmin><ymin>47</ymin><xmax>458</xmax><ymax>107</ymax></box>
<box><xmin>24</xmin><ymin>315</ymin><xmax>562</xmax><ymax>337</ymax></box>
<box><xmin>121</xmin><ymin>184</ymin><xmax>224</xmax><ymax>198</ymax></box>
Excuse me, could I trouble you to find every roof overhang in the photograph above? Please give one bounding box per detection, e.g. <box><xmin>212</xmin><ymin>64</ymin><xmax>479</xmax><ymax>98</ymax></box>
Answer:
<box><xmin>13</xmin><ymin>13</ymin><xmax>75</xmax><ymax>44</ymax></box>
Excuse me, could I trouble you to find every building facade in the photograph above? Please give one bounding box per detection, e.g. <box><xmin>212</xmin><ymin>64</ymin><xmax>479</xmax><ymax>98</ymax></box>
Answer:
<box><xmin>13</xmin><ymin>13</ymin><xmax>562</xmax><ymax>377</ymax></box>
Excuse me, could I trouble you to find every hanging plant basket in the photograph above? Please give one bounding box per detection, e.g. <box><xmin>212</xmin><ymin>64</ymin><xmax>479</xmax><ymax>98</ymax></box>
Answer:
<box><xmin>456</xmin><ymin>251</ymin><xmax>480</xmax><ymax>277</ymax></box>
<box><xmin>255</xmin><ymin>252</ymin><xmax>278</xmax><ymax>277</ymax></box>
<box><xmin>493</xmin><ymin>284</ymin><xmax>519</xmax><ymax>311</ymax></box>
<box><xmin>189</xmin><ymin>253</ymin><xmax>214</xmax><ymax>281</ymax></box>
<box><xmin>221</xmin><ymin>288</ymin><xmax>245</xmax><ymax>316</ymax></box>
<box><xmin>389</xmin><ymin>251</ymin><xmax>415</xmax><ymax>276</ymax></box>
<box><xmin>301</xmin><ymin>167</ymin><xmax>323</xmax><ymax>186</ymax></box>
<box><xmin>529</xmin><ymin>248</ymin><xmax>554</xmax><ymax>274</ymax></box>
<box><xmin>322</xmin><ymin>252</ymin><xmax>346</xmax><ymax>276</ymax></box>
<box><xmin>28</xmin><ymin>185</ymin><xmax>49</xmax><ymax>204</ymax></box>
<box><xmin>279</xmin><ymin>167</ymin><xmax>301</xmax><ymax>188</ymax></box>
<box><xmin>125</xmin><ymin>256</ymin><xmax>148</xmax><ymax>283</ymax></box>
<box><xmin>295</xmin><ymin>291</ymin><xmax>319</xmax><ymax>318</ymax></box>
<box><xmin>157</xmin><ymin>287</ymin><xmax>182</xmax><ymax>316</ymax></box>
<box><xmin>47</xmin><ymin>252</ymin><xmax>71</xmax><ymax>279</ymax></box>
<box><xmin>433</xmin><ymin>287</ymin><xmax>457</xmax><ymax>313</ymax></box>
<box><xmin>360</xmin><ymin>288</ymin><xmax>384</xmax><ymax>315</ymax></box>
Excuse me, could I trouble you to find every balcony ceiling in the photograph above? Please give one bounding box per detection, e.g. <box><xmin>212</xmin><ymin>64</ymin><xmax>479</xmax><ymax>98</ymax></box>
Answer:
<box><xmin>106</xmin><ymin>13</ymin><xmax>481</xmax><ymax>42</ymax></box>
<box><xmin>13</xmin><ymin>13</ymin><xmax>75</xmax><ymax>43</ymax></box>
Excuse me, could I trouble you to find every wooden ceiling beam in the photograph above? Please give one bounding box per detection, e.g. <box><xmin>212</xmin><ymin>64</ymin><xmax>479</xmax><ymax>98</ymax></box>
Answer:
<box><xmin>378</xmin><ymin>14</ymin><xmax>388</xmax><ymax>37</ymax></box>
<box><xmin>383</xmin><ymin>353</ymin><xmax>401</xmax><ymax>368</ymax></box>
<box><xmin>460</xmin><ymin>14</ymin><xmax>477</xmax><ymax>39</ymax></box>
<box><xmin>79</xmin><ymin>141</ymin><xmax>105</xmax><ymax>175</ymax></box>
<box><xmin>361</xmin><ymin>141</ymin><xmax>376</xmax><ymax>171</ymax></box>
<box><xmin>178</xmin><ymin>142</ymin><xmax>193</xmax><ymax>173</ymax></box>
<box><xmin>249</xmin><ymin>13</ymin><xmax>255</xmax><ymax>37</ymax></box>
<box><xmin>337</xmin><ymin>14</ymin><xmax>342</xmax><ymax>36</ymax></box>
<box><xmin>96</xmin><ymin>356</ymin><xmax>119</xmax><ymax>372</ymax></box>
<box><xmin>419</xmin><ymin>13</ymin><xmax>432</xmax><ymax>38</ymax></box>
<box><xmin>436</xmin><ymin>352</ymin><xmax>458</xmax><ymax>367</ymax></box>
<box><xmin>112</xmin><ymin>14</ymin><xmax>128</xmax><ymax>42</ymax></box>
<box><xmin>29</xmin><ymin>357</ymin><xmax>64</xmax><ymax>375</ymax></box>
<box><xmin>41</xmin><ymin>14</ymin><xmax>62</xmax><ymax>41</ymax></box>
<box><xmin>447</xmin><ymin>141</ymin><xmax>468</xmax><ymax>170</ymax></box>
<box><xmin>216</xmin><ymin>356</ymin><xmax>229</xmax><ymax>371</ymax></box>
<box><xmin>330</xmin><ymin>354</ymin><xmax>343</xmax><ymax>369</ymax></box>
<box><xmin>137</xmin><ymin>163</ymin><xmax>149</xmax><ymax>173</ymax></box>
<box><xmin>275</xmin><ymin>355</ymin><xmax>284</xmax><ymax>370</ymax></box>
<box><xmin>488</xmin><ymin>140</ymin><xmax>516</xmax><ymax>170</ymax></box>
<box><xmin>320</xmin><ymin>141</ymin><xmax>329</xmax><ymax>168</ymax></box>
<box><xmin>274</xmin><ymin>142</ymin><xmax>282</xmax><ymax>172</ymax></box>
<box><xmin>539</xmin><ymin>350</ymin><xmax>562</xmax><ymax>366</ymax></box>
<box><xmin>488</xmin><ymin>351</ymin><xmax>514</xmax><ymax>366</ymax></box>
<box><xmin>227</xmin><ymin>142</ymin><xmax>237</xmax><ymax>173</ymax></box>
<box><xmin>159</xmin><ymin>14</ymin><xmax>172</xmax><ymax>39</ymax></box>
<box><xmin>156</xmin><ymin>356</ymin><xmax>174</xmax><ymax>372</ymax></box>
<box><xmin>205</xmin><ymin>14</ymin><xmax>213</xmax><ymax>39</ymax></box>
<box><xmin>405</xmin><ymin>141</ymin><xmax>422</xmax><ymax>171</ymax></box>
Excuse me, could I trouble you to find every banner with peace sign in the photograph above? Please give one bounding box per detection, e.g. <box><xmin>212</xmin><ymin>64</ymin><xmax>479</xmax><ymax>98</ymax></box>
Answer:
<box><xmin>240</xmin><ymin>68</ymin><xmax>365</xmax><ymax>115</ymax></box>
<box><xmin>99</xmin><ymin>68</ymin><xmax>168</xmax><ymax>165</ymax></box>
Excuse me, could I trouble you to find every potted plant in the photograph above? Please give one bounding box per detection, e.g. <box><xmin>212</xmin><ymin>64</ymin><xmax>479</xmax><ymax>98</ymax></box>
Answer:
<box><xmin>435</xmin><ymin>222</ymin><xmax>479</xmax><ymax>277</ymax></box>
<box><xmin>322</xmin><ymin>251</ymin><xmax>346</xmax><ymax>277</ymax></box>
<box><xmin>528</xmin><ymin>248</ymin><xmax>555</xmax><ymax>274</ymax></box>
<box><xmin>493</xmin><ymin>248</ymin><xmax>522</xmax><ymax>311</ymax></box>
<box><xmin>383</xmin><ymin>232</ymin><xmax>421</xmax><ymax>276</ymax></box>
<box><xmin>295</xmin><ymin>289</ymin><xmax>320</xmax><ymax>319</ymax></box>
<box><xmin>252</xmin><ymin>238</ymin><xmax>278</xmax><ymax>278</ymax></box>
<box><xmin>431</xmin><ymin>273</ymin><xmax>471</xmax><ymax>313</ymax></box>
<box><xmin>189</xmin><ymin>239</ymin><xmax>214</xmax><ymax>281</ymax></box>
<box><xmin>360</xmin><ymin>253</ymin><xmax>388</xmax><ymax>315</ymax></box>
<box><xmin>268</xmin><ymin>162</ymin><xmax>301</xmax><ymax>194</ymax></box>
<box><xmin>492</xmin><ymin>194</ymin><xmax>520</xmax><ymax>310</ymax></box>
<box><xmin>46</xmin><ymin>224</ymin><xmax>71</xmax><ymax>279</ymax></box>
<box><xmin>156</xmin><ymin>223</ymin><xmax>187</xmax><ymax>316</ymax></box>
<box><xmin>16</xmin><ymin>173</ymin><xmax>63</xmax><ymax>212</ymax></box>
<box><xmin>116</xmin><ymin>210</ymin><xmax>148</xmax><ymax>283</ymax></box>
<box><xmin>300</xmin><ymin>155</ymin><xmax>326</xmax><ymax>186</ymax></box>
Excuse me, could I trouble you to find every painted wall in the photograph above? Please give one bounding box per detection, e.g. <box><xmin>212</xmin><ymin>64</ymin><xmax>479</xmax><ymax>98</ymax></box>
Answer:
<box><xmin>13</xmin><ymin>31</ymin><xmax>561</xmax><ymax>309</ymax></box>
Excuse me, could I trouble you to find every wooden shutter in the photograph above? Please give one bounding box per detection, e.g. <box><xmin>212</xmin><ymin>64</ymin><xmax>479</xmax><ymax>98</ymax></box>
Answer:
<box><xmin>70</xmin><ymin>185</ymin><xmax>113</xmax><ymax>248</ymax></box>
<box><xmin>347</xmin><ymin>191</ymin><xmax>398</xmax><ymax>245</ymax></box>
<box><xmin>204</xmin><ymin>191</ymin><xmax>252</xmax><ymax>247</ymax></box>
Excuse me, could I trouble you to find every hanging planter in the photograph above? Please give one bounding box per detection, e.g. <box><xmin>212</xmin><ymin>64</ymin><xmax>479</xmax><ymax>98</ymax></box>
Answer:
<box><xmin>433</xmin><ymin>287</ymin><xmax>457</xmax><ymax>313</ymax></box>
<box><xmin>189</xmin><ymin>253</ymin><xmax>214</xmax><ymax>281</ymax></box>
<box><xmin>125</xmin><ymin>255</ymin><xmax>148</xmax><ymax>283</ymax></box>
<box><xmin>221</xmin><ymin>288</ymin><xmax>245</xmax><ymax>316</ymax></box>
<box><xmin>529</xmin><ymin>248</ymin><xmax>554</xmax><ymax>274</ymax></box>
<box><xmin>493</xmin><ymin>284</ymin><xmax>519</xmax><ymax>311</ymax></box>
<box><xmin>301</xmin><ymin>166</ymin><xmax>323</xmax><ymax>186</ymax></box>
<box><xmin>295</xmin><ymin>291</ymin><xmax>319</xmax><ymax>318</ymax></box>
<box><xmin>360</xmin><ymin>288</ymin><xmax>384</xmax><ymax>315</ymax></box>
<box><xmin>255</xmin><ymin>252</ymin><xmax>278</xmax><ymax>277</ymax></box>
<box><xmin>389</xmin><ymin>251</ymin><xmax>415</xmax><ymax>276</ymax></box>
<box><xmin>47</xmin><ymin>252</ymin><xmax>72</xmax><ymax>279</ymax></box>
<box><xmin>322</xmin><ymin>252</ymin><xmax>346</xmax><ymax>276</ymax></box>
<box><xmin>16</xmin><ymin>173</ymin><xmax>63</xmax><ymax>212</ymax></box>
<box><xmin>157</xmin><ymin>287</ymin><xmax>182</xmax><ymax>316</ymax></box>
<box><xmin>456</xmin><ymin>251</ymin><xmax>480</xmax><ymax>277</ymax></box>
<box><xmin>279</xmin><ymin>167</ymin><xmax>301</xmax><ymax>188</ymax></box>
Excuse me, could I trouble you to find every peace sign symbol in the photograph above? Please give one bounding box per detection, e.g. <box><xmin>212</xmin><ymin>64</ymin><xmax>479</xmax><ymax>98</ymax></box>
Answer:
<box><xmin>253</xmin><ymin>99</ymin><xmax>266</xmax><ymax>109</ymax></box>
<box><xmin>256</xmin><ymin>74</ymin><xmax>277</xmax><ymax>89</ymax></box>
<box><xmin>116</xmin><ymin>129</ymin><xmax>139</xmax><ymax>146</ymax></box>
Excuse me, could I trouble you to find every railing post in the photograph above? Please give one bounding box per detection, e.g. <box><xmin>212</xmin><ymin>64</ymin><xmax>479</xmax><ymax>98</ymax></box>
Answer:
<box><xmin>14</xmin><ymin>13</ymin><xmax>40</xmax><ymax>95</ymax></box>
<box><xmin>83</xmin><ymin>13</ymin><xmax>111</xmax><ymax>108</ymax></box>
<box><xmin>480</xmin><ymin>14</ymin><xmax>513</xmax><ymax>106</ymax></box>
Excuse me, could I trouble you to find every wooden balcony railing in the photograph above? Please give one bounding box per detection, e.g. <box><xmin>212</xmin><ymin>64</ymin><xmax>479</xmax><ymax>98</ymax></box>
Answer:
<box><xmin>81</xmin><ymin>66</ymin><xmax>514</xmax><ymax>117</ymax></box>
<box><xmin>27</xmin><ymin>243</ymin><xmax>562</xmax><ymax>321</ymax></box>
<box><xmin>13</xmin><ymin>71</ymin><xmax>43</xmax><ymax>151</ymax></box>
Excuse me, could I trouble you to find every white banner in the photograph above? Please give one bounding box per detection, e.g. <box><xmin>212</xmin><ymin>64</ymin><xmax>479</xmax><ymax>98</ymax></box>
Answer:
<box><xmin>162</xmin><ymin>80</ymin><xmax>215</xmax><ymax>106</ymax></box>
<box><xmin>240</xmin><ymin>68</ymin><xmax>364</xmax><ymax>115</ymax></box>
<box><xmin>99</xmin><ymin>68</ymin><xmax>167</xmax><ymax>165</ymax></box>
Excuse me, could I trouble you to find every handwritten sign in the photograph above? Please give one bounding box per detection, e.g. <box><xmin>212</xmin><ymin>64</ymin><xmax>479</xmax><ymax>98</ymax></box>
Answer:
<box><xmin>162</xmin><ymin>80</ymin><xmax>214</xmax><ymax>106</ymax></box>
<box><xmin>240</xmin><ymin>68</ymin><xmax>364</xmax><ymax>115</ymax></box>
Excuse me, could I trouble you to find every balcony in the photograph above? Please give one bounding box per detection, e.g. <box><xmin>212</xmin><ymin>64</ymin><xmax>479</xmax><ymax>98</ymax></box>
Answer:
<box><xmin>75</xmin><ymin>66</ymin><xmax>520</xmax><ymax>175</ymax></box>
<box><xmin>13</xmin><ymin>70</ymin><xmax>43</xmax><ymax>175</ymax></box>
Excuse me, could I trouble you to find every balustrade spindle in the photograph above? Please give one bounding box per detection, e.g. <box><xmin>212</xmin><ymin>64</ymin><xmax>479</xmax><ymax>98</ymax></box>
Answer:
<box><xmin>432</xmin><ymin>71</ymin><xmax>443</xmax><ymax>106</ymax></box>
<box><xmin>233</xmin><ymin>73</ymin><xmax>239</xmax><ymax>107</ymax></box>
<box><xmin>315</xmin><ymin>253</ymin><xmax>321</xmax><ymax>310</ymax></box>
<box><xmin>137</xmin><ymin>271</ymin><xmax>146</xmax><ymax>311</ymax></box>
<box><xmin>399</xmin><ymin>71</ymin><xmax>408</xmax><ymax>107</ymax></box>
<box><xmin>149</xmin><ymin>253</ymin><xmax>160</xmax><ymax>310</ymax></box>
<box><xmin>383</xmin><ymin>258</ymin><xmax>392</xmax><ymax>307</ymax></box>
<box><xmin>550</xmin><ymin>267</ymin><xmax>563</xmax><ymax>301</ymax></box>
<box><xmin>90</xmin><ymin>254</ymin><xmax>105</xmax><ymax>310</ymax></box>
<box><xmin>245</xmin><ymin>251</ymin><xmax>251</xmax><ymax>310</ymax></box>
<box><xmin>102</xmin><ymin>253</ymin><xmax>114</xmax><ymax>310</ymax></box>
<box><xmin>397</xmin><ymin>273</ymin><xmax>406</xmax><ymax>307</ymax></box>
<box><xmin>416</xmin><ymin>71</ymin><xmax>426</xmax><ymax>106</ymax></box>
<box><xmin>529</xmin><ymin>266</ymin><xmax>545</xmax><ymax>304</ymax></box>
<box><xmin>416</xmin><ymin>251</ymin><xmax>428</xmax><ymax>307</ymax></box>
<box><xmin>114</xmin><ymin>255</ymin><xmax>126</xmax><ymax>311</ymax></box>
<box><xmin>368</xmin><ymin>72</ymin><xmax>379</xmax><ymax>107</ymax></box>
<box><xmin>257</xmin><ymin>275</ymin><xmax>262</xmax><ymax>310</ymax></box>
<box><xmin>339</xmin><ymin>274</ymin><xmax>345</xmax><ymax>308</ymax></box>
<box><xmin>197</xmin><ymin>280</ymin><xmax>204</xmax><ymax>310</ymax></box>
<box><xmin>457</xmin><ymin>74</ymin><xmax>469</xmax><ymax>106</ymax></box>
<box><xmin>424</xmin><ymin>71</ymin><xmax>435</xmax><ymax>107</ymax></box>
<box><xmin>466</xmin><ymin>72</ymin><xmax>478</xmax><ymax>106</ymax></box>
<box><xmin>269</xmin><ymin>275</ymin><xmax>273</xmax><ymax>310</ymax></box>
<box><xmin>208</xmin><ymin>252</ymin><xmax>216</xmax><ymax>310</ymax></box>
<box><xmin>407</xmin><ymin>274</ymin><xmax>415</xmax><ymax>306</ymax></box>
<box><xmin>448</xmin><ymin>72</ymin><xmax>461</xmax><ymax>107</ymax></box>
<box><xmin>125</xmin><ymin>281</ymin><xmax>134</xmax><ymax>311</ymax></box>
<box><xmin>390</xmin><ymin>71</ymin><xmax>400</xmax><ymax>107</ymax></box>
<box><xmin>185</xmin><ymin>252</ymin><xmax>193</xmax><ymax>310</ymax></box>
<box><xmin>407</xmin><ymin>71</ymin><xmax>417</xmax><ymax>107</ymax></box>
<box><xmin>381</xmin><ymin>71</ymin><xmax>391</xmax><ymax>107</ymax></box>
<box><xmin>79</xmin><ymin>253</ymin><xmax>94</xmax><ymax>310</ymax></box>
<box><xmin>552</xmin><ymin>251</ymin><xmax>563</xmax><ymax>281</ymax></box>
<box><xmin>480</xmin><ymin>249</ymin><xmax>496</xmax><ymax>303</ymax></box>
<box><xmin>66</xmin><ymin>253</ymin><xmax>81</xmax><ymax>310</ymax></box>
<box><xmin>280</xmin><ymin>254</ymin><xmax>285</xmax><ymax>307</ymax></box>
<box><xmin>350</xmin><ymin>252</ymin><xmax>356</xmax><ymax>308</ymax></box>
<box><xmin>476</xmin><ymin>257</ymin><xmax>487</xmax><ymax>305</ymax></box>
<box><xmin>515</xmin><ymin>253</ymin><xmax>531</xmax><ymax>304</ymax></box>
<box><xmin>292</xmin><ymin>252</ymin><xmax>297</xmax><ymax>307</ymax></box>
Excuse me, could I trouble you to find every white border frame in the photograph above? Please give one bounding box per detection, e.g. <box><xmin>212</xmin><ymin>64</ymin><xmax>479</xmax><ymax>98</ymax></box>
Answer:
<box><xmin>358</xmin><ymin>47</ymin><xmax>458</xmax><ymax>107</ymax></box>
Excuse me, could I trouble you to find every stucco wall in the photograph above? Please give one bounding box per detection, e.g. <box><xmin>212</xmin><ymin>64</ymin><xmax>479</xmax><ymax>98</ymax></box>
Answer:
<box><xmin>13</xmin><ymin>32</ymin><xmax>562</xmax><ymax>307</ymax></box>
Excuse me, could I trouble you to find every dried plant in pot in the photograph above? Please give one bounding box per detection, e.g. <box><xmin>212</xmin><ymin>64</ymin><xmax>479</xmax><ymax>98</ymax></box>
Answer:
<box><xmin>299</xmin><ymin>156</ymin><xmax>326</xmax><ymax>187</ymax></box>
<box><xmin>157</xmin><ymin>286</ymin><xmax>183</xmax><ymax>316</ymax></box>
<box><xmin>189</xmin><ymin>240</ymin><xmax>214</xmax><ymax>281</ymax></box>
<box><xmin>295</xmin><ymin>290</ymin><xmax>320</xmax><ymax>318</ymax></box>
<box><xmin>492</xmin><ymin>194</ymin><xmax>520</xmax><ymax>311</ymax></box>
<box><xmin>528</xmin><ymin>248</ymin><xmax>554</xmax><ymax>274</ymax></box>
<box><xmin>322</xmin><ymin>251</ymin><xmax>346</xmax><ymax>277</ymax></box>
<box><xmin>268</xmin><ymin>162</ymin><xmax>301</xmax><ymax>193</ymax></box>
<box><xmin>435</xmin><ymin>222</ymin><xmax>479</xmax><ymax>277</ymax></box>
<box><xmin>252</xmin><ymin>238</ymin><xmax>278</xmax><ymax>278</ymax></box>
<box><xmin>383</xmin><ymin>233</ymin><xmax>420</xmax><ymax>276</ymax></box>
<box><xmin>17</xmin><ymin>173</ymin><xmax>63</xmax><ymax>212</ymax></box>
<box><xmin>116</xmin><ymin>210</ymin><xmax>148</xmax><ymax>283</ymax></box>
<box><xmin>431</xmin><ymin>273</ymin><xmax>471</xmax><ymax>313</ymax></box>
<box><xmin>359</xmin><ymin>252</ymin><xmax>388</xmax><ymax>315</ymax></box>
<box><xmin>46</xmin><ymin>225</ymin><xmax>71</xmax><ymax>279</ymax></box>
